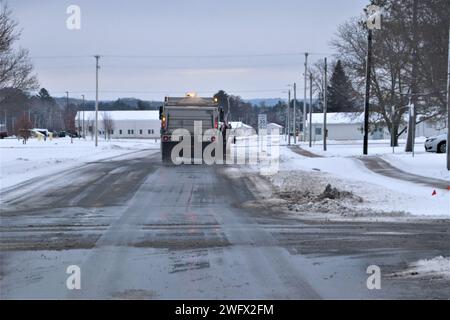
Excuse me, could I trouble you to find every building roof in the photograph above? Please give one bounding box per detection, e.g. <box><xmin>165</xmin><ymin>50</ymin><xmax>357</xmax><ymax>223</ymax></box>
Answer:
<box><xmin>76</xmin><ymin>110</ymin><xmax>160</xmax><ymax>121</ymax></box>
<box><xmin>230</xmin><ymin>121</ymin><xmax>253</xmax><ymax>129</ymax></box>
<box><xmin>310</xmin><ymin>113</ymin><xmax>364</xmax><ymax>125</ymax></box>
<box><xmin>267</xmin><ymin>123</ymin><xmax>284</xmax><ymax>128</ymax></box>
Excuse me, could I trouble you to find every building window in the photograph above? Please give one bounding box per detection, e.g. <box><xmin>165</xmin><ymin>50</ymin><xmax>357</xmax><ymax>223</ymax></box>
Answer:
<box><xmin>139</xmin><ymin>129</ymin><xmax>143</xmax><ymax>135</ymax></box>
<box><xmin>315</xmin><ymin>127</ymin><xmax>322</xmax><ymax>135</ymax></box>
<box><xmin>119</xmin><ymin>130</ymin><xmax>122</xmax><ymax>135</ymax></box>
<box><xmin>131</xmin><ymin>130</ymin><xmax>134</xmax><ymax>134</ymax></box>
<box><xmin>148</xmin><ymin>129</ymin><xmax>154</xmax><ymax>134</ymax></box>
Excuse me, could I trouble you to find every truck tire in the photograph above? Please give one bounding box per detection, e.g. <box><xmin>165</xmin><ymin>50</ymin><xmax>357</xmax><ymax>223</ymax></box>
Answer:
<box><xmin>161</xmin><ymin>143</ymin><xmax>173</xmax><ymax>164</ymax></box>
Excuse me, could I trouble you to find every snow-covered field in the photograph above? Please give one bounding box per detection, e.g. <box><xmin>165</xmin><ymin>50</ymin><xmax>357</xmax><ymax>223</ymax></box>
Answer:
<box><xmin>0</xmin><ymin>137</ymin><xmax>160</xmax><ymax>190</ymax></box>
<box><xmin>297</xmin><ymin>138</ymin><xmax>449</xmax><ymax>181</ymax></box>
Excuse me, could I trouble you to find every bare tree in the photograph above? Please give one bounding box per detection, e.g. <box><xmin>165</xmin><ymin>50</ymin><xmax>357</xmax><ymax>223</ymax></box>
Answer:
<box><xmin>102</xmin><ymin>112</ymin><xmax>114</xmax><ymax>140</ymax></box>
<box><xmin>16</xmin><ymin>112</ymin><xmax>31</xmax><ymax>143</ymax></box>
<box><xmin>0</xmin><ymin>2</ymin><xmax>38</xmax><ymax>91</ymax></box>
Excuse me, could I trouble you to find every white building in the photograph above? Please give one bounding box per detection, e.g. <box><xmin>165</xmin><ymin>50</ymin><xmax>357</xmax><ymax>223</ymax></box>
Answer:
<box><xmin>308</xmin><ymin>112</ymin><xmax>447</xmax><ymax>141</ymax></box>
<box><xmin>76</xmin><ymin>110</ymin><xmax>160</xmax><ymax>139</ymax></box>
<box><xmin>229</xmin><ymin>121</ymin><xmax>256</xmax><ymax>136</ymax></box>
<box><xmin>267</xmin><ymin>123</ymin><xmax>284</xmax><ymax>135</ymax></box>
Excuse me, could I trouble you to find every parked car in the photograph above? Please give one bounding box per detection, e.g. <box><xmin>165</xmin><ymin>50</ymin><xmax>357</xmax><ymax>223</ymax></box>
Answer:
<box><xmin>58</xmin><ymin>131</ymin><xmax>66</xmax><ymax>138</ymax></box>
<box><xmin>425</xmin><ymin>133</ymin><xmax>447</xmax><ymax>153</ymax></box>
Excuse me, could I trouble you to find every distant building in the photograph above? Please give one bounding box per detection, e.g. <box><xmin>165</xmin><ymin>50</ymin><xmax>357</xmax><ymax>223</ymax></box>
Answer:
<box><xmin>75</xmin><ymin>111</ymin><xmax>160</xmax><ymax>139</ymax></box>
<box><xmin>229</xmin><ymin>121</ymin><xmax>256</xmax><ymax>136</ymax></box>
<box><xmin>267</xmin><ymin>123</ymin><xmax>284</xmax><ymax>135</ymax></box>
<box><xmin>308</xmin><ymin>113</ymin><xmax>447</xmax><ymax>141</ymax></box>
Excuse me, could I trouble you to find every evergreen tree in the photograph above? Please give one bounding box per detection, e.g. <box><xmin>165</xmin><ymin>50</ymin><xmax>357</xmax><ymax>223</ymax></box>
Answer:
<box><xmin>37</xmin><ymin>88</ymin><xmax>53</xmax><ymax>101</ymax></box>
<box><xmin>327</xmin><ymin>60</ymin><xmax>356</xmax><ymax>112</ymax></box>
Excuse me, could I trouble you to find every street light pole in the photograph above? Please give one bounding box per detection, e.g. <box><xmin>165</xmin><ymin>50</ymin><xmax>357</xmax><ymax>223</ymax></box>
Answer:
<box><xmin>363</xmin><ymin>28</ymin><xmax>373</xmax><ymax>156</ymax></box>
<box><xmin>309</xmin><ymin>72</ymin><xmax>313</xmax><ymax>148</ymax></box>
<box><xmin>323</xmin><ymin>57</ymin><xmax>328</xmax><ymax>152</ymax></box>
<box><xmin>94</xmin><ymin>55</ymin><xmax>100</xmax><ymax>147</ymax></box>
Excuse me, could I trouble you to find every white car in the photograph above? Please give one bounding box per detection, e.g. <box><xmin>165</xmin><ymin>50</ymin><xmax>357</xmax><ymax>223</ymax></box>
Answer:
<box><xmin>425</xmin><ymin>133</ymin><xmax>447</xmax><ymax>153</ymax></box>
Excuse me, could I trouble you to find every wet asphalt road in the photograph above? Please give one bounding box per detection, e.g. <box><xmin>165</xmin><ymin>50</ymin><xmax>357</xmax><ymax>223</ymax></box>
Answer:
<box><xmin>1</xmin><ymin>150</ymin><xmax>449</xmax><ymax>299</ymax></box>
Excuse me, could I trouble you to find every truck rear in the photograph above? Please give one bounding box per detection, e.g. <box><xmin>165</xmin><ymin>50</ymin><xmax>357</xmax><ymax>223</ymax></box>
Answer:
<box><xmin>160</xmin><ymin>93</ymin><xmax>222</xmax><ymax>163</ymax></box>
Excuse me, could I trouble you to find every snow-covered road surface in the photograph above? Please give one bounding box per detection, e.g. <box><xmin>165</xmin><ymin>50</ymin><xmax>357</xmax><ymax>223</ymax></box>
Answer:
<box><xmin>1</xmin><ymin>149</ymin><xmax>449</xmax><ymax>299</ymax></box>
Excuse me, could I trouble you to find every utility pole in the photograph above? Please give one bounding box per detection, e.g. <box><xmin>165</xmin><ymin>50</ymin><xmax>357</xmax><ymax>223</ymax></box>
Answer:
<box><xmin>65</xmin><ymin>90</ymin><xmax>69</xmax><ymax>131</ymax></box>
<box><xmin>285</xmin><ymin>94</ymin><xmax>288</xmax><ymax>142</ymax></box>
<box><xmin>287</xmin><ymin>89</ymin><xmax>291</xmax><ymax>146</ymax></box>
<box><xmin>309</xmin><ymin>72</ymin><xmax>313</xmax><ymax>148</ymax></box>
<box><xmin>363</xmin><ymin>28</ymin><xmax>372</xmax><ymax>156</ymax></box>
<box><xmin>95</xmin><ymin>55</ymin><xmax>100</xmax><ymax>147</ymax></box>
<box><xmin>66</xmin><ymin>91</ymin><xmax>73</xmax><ymax>143</ymax></box>
<box><xmin>323</xmin><ymin>58</ymin><xmax>328</xmax><ymax>152</ymax></box>
<box><xmin>227</xmin><ymin>96</ymin><xmax>231</xmax><ymax>121</ymax></box>
<box><xmin>303</xmin><ymin>52</ymin><xmax>308</xmax><ymax>142</ymax></box>
<box><xmin>391</xmin><ymin>106</ymin><xmax>395</xmax><ymax>154</ymax></box>
<box><xmin>447</xmin><ymin>26</ymin><xmax>450</xmax><ymax>171</ymax></box>
<box><xmin>293</xmin><ymin>83</ymin><xmax>297</xmax><ymax>144</ymax></box>
<box><xmin>82</xmin><ymin>94</ymin><xmax>85</xmax><ymax>139</ymax></box>
<box><xmin>406</xmin><ymin>0</ymin><xmax>419</xmax><ymax>153</ymax></box>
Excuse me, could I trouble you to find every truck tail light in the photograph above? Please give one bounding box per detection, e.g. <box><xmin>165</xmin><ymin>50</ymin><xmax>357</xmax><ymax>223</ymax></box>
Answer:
<box><xmin>162</xmin><ymin>135</ymin><xmax>171</xmax><ymax>142</ymax></box>
<box><xmin>161</xmin><ymin>115</ymin><xmax>167</xmax><ymax>130</ymax></box>
<box><xmin>214</xmin><ymin>118</ymin><xmax>218</xmax><ymax>129</ymax></box>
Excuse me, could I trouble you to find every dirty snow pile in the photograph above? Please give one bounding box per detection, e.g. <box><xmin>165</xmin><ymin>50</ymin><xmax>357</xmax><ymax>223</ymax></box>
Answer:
<box><xmin>393</xmin><ymin>256</ymin><xmax>450</xmax><ymax>280</ymax></box>
<box><xmin>264</xmin><ymin>169</ymin><xmax>390</xmax><ymax>217</ymax></box>
<box><xmin>277</xmin><ymin>184</ymin><xmax>366</xmax><ymax>216</ymax></box>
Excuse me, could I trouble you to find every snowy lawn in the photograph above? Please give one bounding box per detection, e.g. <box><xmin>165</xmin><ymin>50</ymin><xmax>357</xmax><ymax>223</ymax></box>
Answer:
<box><xmin>0</xmin><ymin>137</ymin><xmax>160</xmax><ymax>190</ymax></box>
<box><xmin>279</xmin><ymin>146</ymin><xmax>449</xmax><ymax>217</ymax></box>
<box><xmin>296</xmin><ymin>139</ymin><xmax>449</xmax><ymax>181</ymax></box>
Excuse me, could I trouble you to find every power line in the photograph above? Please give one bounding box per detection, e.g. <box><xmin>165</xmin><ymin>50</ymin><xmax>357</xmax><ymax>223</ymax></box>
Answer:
<box><xmin>30</xmin><ymin>52</ymin><xmax>333</xmax><ymax>60</ymax></box>
<box><xmin>47</xmin><ymin>88</ymin><xmax>289</xmax><ymax>96</ymax></box>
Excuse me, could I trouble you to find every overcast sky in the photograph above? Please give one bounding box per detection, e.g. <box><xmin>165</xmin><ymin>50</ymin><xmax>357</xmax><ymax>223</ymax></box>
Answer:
<box><xmin>10</xmin><ymin>0</ymin><xmax>368</xmax><ymax>101</ymax></box>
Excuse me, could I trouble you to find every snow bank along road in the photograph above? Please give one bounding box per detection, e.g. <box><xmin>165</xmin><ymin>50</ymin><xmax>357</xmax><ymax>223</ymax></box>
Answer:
<box><xmin>1</xmin><ymin>150</ymin><xmax>449</xmax><ymax>299</ymax></box>
<box><xmin>289</xmin><ymin>146</ymin><xmax>449</xmax><ymax>190</ymax></box>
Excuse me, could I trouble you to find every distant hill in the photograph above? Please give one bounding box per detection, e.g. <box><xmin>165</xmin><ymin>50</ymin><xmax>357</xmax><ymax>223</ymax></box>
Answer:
<box><xmin>244</xmin><ymin>98</ymin><xmax>283</xmax><ymax>107</ymax></box>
